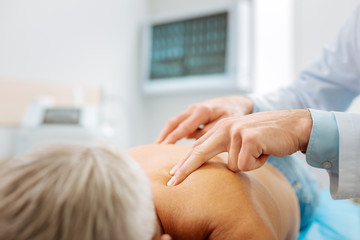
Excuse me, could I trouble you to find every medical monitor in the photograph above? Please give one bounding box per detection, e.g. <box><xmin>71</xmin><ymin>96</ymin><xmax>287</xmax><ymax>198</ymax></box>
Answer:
<box><xmin>142</xmin><ymin>0</ymin><xmax>253</xmax><ymax>94</ymax></box>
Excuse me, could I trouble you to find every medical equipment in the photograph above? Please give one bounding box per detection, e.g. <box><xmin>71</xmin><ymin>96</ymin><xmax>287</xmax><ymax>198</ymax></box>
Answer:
<box><xmin>14</xmin><ymin>102</ymin><xmax>108</xmax><ymax>155</ymax></box>
<box><xmin>142</xmin><ymin>0</ymin><xmax>253</xmax><ymax>94</ymax></box>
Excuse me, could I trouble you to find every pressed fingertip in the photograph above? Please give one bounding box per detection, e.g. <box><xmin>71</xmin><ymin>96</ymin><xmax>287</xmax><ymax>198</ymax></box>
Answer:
<box><xmin>167</xmin><ymin>177</ymin><xmax>176</xmax><ymax>186</ymax></box>
<box><xmin>155</xmin><ymin>136</ymin><xmax>165</xmax><ymax>144</ymax></box>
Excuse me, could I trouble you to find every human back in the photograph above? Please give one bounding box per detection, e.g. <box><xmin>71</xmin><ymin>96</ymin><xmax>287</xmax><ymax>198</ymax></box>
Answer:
<box><xmin>128</xmin><ymin>144</ymin><xmax>300</xmax><ymax>240</ymax></box>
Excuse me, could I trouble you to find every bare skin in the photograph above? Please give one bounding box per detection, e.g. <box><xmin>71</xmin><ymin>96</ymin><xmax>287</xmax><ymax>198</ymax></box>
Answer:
<box><xmin>128</xmin><ymin>144</ymin><xmax>300</xmax><ymax>240</ymax></box>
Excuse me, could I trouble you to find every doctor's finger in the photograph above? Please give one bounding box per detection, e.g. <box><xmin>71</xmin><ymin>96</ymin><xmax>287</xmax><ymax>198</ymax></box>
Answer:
<box><xmin>162</xmin><ymin>112</ymin><xmax>210</xmax><ymax>144</ymax></box>
<box><xmin>169</xmin><ymin>127</ymin><xmax>217</xmax><ymax>176</ymax></box>
<box><xmin>169</xmin><ymin>147</ymin><xmax>193</xmax><ymax>176</ymax></box>
<box><xmin>186</xmin><ymin>120</ymin><xmax>218</xmax><ymax>140</ymax></box>
<box><xmin>156</xmin><ymin>111</ymin><xmax>190</xmax><ymax>143</ymax></box>
<box><xmin>171</xmin><ymin>123</ymin><xmax>224</xmax><ymax>175</ymax></box>
<box><xmin>228</xmin><ymin>135</ymin><xmax>242</xmax><ymax>172</ymax></box>
<box><xmin>169</xmin><ymin>134</ymin><xmax>227</xmax><ymax>185</ymax></box>
<box><xmin>237</xmin><ymin>142</ymin><xmax>270</xmax><ymax>171</ymax></box>
<box><xmin>168</xmin><ymin>126</ymin><xmax>218</xmax><ymax>175</ymax></box>
<box><xmin>190</xmin><ymin>119</ymin><xmax>224</xmax><ymax>146</ymax></box>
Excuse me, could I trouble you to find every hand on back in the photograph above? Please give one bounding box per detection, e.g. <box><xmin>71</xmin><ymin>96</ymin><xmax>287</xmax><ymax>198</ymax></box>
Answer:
<box><xmin>166</xmin><ymin>109</ymin><xmax>313</xmax><ymax>186</ymax></box>
<box><xmin>156</xmin><ymin>95</ymin><xmax>254</xmax><ymax>144</ymax></box>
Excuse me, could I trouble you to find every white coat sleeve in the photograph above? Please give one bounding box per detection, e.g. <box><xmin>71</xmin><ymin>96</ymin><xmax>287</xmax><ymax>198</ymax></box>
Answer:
<box><xmin>250</xmin><ymin>6</ymin><xmax>360</xmax><ymax>199</ymax></box>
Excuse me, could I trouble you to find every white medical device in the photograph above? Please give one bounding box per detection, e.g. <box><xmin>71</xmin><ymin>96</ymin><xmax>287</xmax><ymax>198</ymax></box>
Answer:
<box><xmin>15</xmin><ymin>103</ymin><xmax>106</xmax><ymax>155</ymax></box>
<box><xmin>142</xmin><ymin>0</ymin><xmax>253</xmax><ymax>94</ymax></box>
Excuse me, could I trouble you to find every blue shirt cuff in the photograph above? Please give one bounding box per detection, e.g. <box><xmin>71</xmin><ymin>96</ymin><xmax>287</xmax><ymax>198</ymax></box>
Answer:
<box><xmin>249</xmin><ymin>96</ymin><xmax>260</xmax><ymax>113</ymax></box>
<box><xmin>306</xmin><ymin>109</ymin><xmax>339</xmax><ymax>173</ymax></box>
<box><xmin>252</xmin><ymin>103</ymin><xmax>260</xmax><ymax>113</ymax></box>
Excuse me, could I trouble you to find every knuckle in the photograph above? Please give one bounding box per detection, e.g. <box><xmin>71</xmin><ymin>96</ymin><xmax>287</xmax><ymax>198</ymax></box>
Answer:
<box><xmin>217</xmin><ymin>118</ymin><xmax>227</xmax><ymax>125</ymax></box>
<box><xmin>191</xmin><ymin>146</ymin><xmax>205</xmax><ymax>157</ymax></box>
<box><xmin>242</xmin><ymin>133</ymin><xmax>257</xmax><ymax>145</ymax></box>
<box><xmin>179</xmin><ymin>123</ymin><xmax>193</xmax><ymax>133</ymax></box>
<box><xmin>217</xmin><ymin>118</ymin><xmax>230</xmax><ymax>129</ymax></box>
<box><xmin>167</xmin><ymin>117</ymin><xmax>178</xmax><ymax>127</ymax></box>
<box><xmin>165</xmin><ymin>135</ymin><xmax>175</xmax><ymax>143</ymax></box>
<box><xmin>187</xmin><ymin>103</ymin><xmax>199</xmax><ymax>111</ymax></box>
<box><xmin>195</xmin><ymin>104</ymin><xmax>210</xmax><ymax>114</ymax></box>
<box><xmin>231</xmin><ymin>130</ymin><xmax>242</xmax><ymax>142</ymax></box>
<box><xmin>188</xmin><ymin>104</ymin><xmax>211</xmax><ymax>116</ymax></box>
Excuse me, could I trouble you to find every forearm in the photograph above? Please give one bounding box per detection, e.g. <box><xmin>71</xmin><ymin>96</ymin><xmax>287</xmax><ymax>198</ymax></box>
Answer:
<box><xmin>249</xmin><ymin>67</ymin><xmax>359</xmax><ymax>113</ymax></box>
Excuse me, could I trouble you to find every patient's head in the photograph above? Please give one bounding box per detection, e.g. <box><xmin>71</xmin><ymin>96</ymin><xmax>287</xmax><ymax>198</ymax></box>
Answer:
<box><xmin>0</xmin><ymin>143</ymin><xmax>157</xmax><ymax>240</ymax></box>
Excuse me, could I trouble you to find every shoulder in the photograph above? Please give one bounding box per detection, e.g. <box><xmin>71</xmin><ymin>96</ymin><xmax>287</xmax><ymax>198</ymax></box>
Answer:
<box><xmin>154</xmin><ymin>161</ymin><xmax>294</xmax><ymax>239</ymax></box>
<box><xmin>209</xmin><ymin>220</ymin><xmax>278</xmax><ymax>240</ymax></box>
<box><xmin>127</xmin><ymin>144</ymin><xmax>299</xmax><ymax>239</ymax></box>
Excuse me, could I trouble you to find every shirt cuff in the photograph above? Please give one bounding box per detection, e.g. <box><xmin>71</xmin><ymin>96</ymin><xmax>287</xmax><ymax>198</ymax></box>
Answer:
<box><xmin>247</xmin><ymin>94</ymin><xmax>260</xmax><ymax>113</ymax></box>
<box><xmin>306</xmin><ymin>109</ymin><xmax>339</xmax><ymax>174</ymax></box>
<box><xmin>252</xmin><ymin>102</ymin><xmax>260</xmax><ymax>113</ymax></box>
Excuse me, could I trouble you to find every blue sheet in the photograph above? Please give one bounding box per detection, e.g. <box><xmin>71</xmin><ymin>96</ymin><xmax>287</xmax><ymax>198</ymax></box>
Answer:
<box><xmin>298</xmin><ymin>190</ymin><xmax>360</xmax><ymax>240</ymax></box>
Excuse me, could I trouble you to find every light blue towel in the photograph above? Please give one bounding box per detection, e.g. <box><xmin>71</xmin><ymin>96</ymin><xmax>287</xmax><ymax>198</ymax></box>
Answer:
<box><xmin>298</xmin><ymin>190</ymin><xmax>360</xmax><ymax>240</ymax></box>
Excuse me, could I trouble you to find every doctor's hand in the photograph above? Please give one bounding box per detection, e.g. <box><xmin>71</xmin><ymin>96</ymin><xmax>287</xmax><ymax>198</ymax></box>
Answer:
<box><xmin>156</xmin><ymin>95</ymin><xmax>254</xmax><ymax>144</ymax></box>
<box><xmin>167</xmin><ymin>109</ymin><xmax>313</xmax><ymax>186</ymax></box>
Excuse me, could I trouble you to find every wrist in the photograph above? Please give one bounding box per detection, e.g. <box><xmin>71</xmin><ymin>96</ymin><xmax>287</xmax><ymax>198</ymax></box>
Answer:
<box><xmin>232</xmin><ymin>95</ymin><xmax>254</xmax><ymax>115</ymax></box>
<box><xmin>298</xmin><ymin>109</ymin><xmax>313</xmax><ymax>152</ymax></box>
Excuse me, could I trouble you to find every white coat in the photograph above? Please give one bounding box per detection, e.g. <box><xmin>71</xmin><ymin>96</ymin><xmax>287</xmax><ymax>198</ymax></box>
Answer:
<box><xmin>251</xmin><ymin>6</ymin><xmax>360</xmax><ymax>199</ymax></box>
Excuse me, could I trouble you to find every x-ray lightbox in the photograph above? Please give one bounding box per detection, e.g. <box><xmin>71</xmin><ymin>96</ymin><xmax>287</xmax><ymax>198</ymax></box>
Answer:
<box><xmin>142</xmin><ymin>0</ymin><xmax>253</xmax><ymax>94</ymax></box>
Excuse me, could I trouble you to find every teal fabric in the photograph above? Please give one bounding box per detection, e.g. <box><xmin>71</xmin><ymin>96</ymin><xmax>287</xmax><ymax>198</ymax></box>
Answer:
<box><xmin>306</xmin><ymin>109</ymin><xmax>339</xmax><ymax>174</ymax></box>
<box><xmin>298</xmin><ymin>190</ymin><xmax>360</xmax><ymax>240</ymax></box>
<box><xmin>267</xmin><ymin>155</ymin><xmax>319</xmax><ymax>230</ymax></box>
<box><xmin>249</xmin><ymin>6</ymin><xmax>360</xmax><ymax>199</ymax></box>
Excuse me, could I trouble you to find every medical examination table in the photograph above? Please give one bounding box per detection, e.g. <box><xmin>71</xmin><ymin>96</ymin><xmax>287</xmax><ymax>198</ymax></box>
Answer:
<box><xmin>298</xmin><ymin>190</ymin><xmax>360</xmax><ymax>240</ymax></box>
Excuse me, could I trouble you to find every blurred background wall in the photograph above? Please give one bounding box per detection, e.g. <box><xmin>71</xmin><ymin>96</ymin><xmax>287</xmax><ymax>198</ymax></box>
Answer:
<box><xmin>0</xmin><ymin>0</ymin><xmax>147</xmax><ymax>155</ymax></box>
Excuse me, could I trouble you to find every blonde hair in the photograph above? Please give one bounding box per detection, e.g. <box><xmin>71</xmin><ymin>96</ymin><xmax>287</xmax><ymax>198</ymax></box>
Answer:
<box><xmin>0</xmin><ymin>143</ymin><xmax>156</xmax><ymax>240</ymax></box>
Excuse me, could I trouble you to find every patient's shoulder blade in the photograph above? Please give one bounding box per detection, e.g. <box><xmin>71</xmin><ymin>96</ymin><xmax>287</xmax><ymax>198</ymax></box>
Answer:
<box><xmin>127</xmin><ymin>144</ymin><xmax>299</xmax><ymax>240</ymax></box>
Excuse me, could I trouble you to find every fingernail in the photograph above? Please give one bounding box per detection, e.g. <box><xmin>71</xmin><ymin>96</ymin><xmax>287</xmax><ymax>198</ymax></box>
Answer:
<box><xmin>167</xmin><ymin>177</ymin><xmax>176</xmax><ymax>186</ymax></box>
<box><xmin>169</xmin><ymin>166</ymin><xmax>177</xmax><ymax>175</ymax></box>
